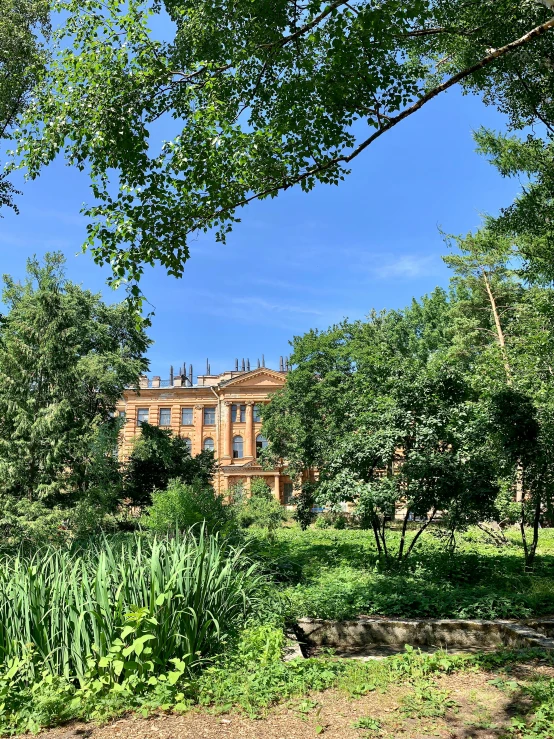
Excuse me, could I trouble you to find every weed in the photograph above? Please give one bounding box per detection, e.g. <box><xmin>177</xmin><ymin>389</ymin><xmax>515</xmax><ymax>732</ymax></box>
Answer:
<box><xmin>352</xmin><ymin>716</ymin><xmax>382</xmax><ymax>731</ymax></box>
<box><xmin>400</xmin><ymin>680</ymin><xmax>458</xmax><ymax>718</ymax></box>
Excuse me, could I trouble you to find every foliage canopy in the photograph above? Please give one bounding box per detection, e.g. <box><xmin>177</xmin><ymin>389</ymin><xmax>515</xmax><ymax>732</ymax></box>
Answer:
<box><xmin>12</xmin><ymin>0</ymin><xmax>554</xmax><ymax>296</ymax></box>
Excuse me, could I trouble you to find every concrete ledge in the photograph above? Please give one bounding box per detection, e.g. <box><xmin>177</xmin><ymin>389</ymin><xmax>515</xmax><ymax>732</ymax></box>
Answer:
<box><xmin>296</xmin><ymin>617</ymin><xmax>554</xmax><ymax>655</ymax></box>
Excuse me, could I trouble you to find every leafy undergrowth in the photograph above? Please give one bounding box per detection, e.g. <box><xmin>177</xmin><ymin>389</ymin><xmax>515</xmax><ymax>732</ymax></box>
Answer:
<box><xmin>3</xmin><ymin>625</ymin><xmax>554</xmax><ymax>738</ymax></box>
<box><xmin>248</xmin><ymin>526</ymin><xmax>554</xmax><ymax>620</ymax></box>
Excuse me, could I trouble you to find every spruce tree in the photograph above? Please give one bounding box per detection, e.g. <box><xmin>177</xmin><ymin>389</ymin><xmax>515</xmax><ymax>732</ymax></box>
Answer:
<box><xmin>0</xmin><ymin>253</ymin><xmax>150</xmax><ymax>507</ymax></box>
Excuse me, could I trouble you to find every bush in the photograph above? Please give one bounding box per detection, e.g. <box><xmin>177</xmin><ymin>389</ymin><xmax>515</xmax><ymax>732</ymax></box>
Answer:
<box><xmin>315</xmin><ymin>511</ymin><xmax>350</xmax><ymax>529</ymax></box>
<box><xmin>234</xmin><ymin>478</ymin><xmax>284</xmax><ymax>533</ymax></box>
<box><xmin>142</xmin><ymin>479</ymin><xmax>234</xmax><ymax>536</ymax></box>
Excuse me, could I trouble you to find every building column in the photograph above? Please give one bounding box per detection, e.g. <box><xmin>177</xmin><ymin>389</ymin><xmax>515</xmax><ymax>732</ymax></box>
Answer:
<box><xmin>245</xmin><ymin>402</ymin><xmax>254</xmax><ymax>458</ymax></box>
<box><xmin>194</xmin><ymin>404</ymin><xmax>203</xmax><ymax>455</ymax></box>
<box><xmin>223</xmin><ymin>401</ymin><xmax>232</xmax><ymax>459</ymax></box>
<box><xmin>274</xmin><ymin>474</ymin><xmax>281</xmax><ymax>503</ymax></box>
<box><xmin>172</xmin><ymin>403</ymin><xmax>180</xmax><ymax>435</ymax></box>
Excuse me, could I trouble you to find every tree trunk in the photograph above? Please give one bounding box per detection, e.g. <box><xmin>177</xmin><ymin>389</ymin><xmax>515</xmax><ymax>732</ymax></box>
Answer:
<box><xmin>397</xmin><ymin>508</ymin><xmax>410</xmax><ymax>561</ymax></box>
<box><xmin>523</xmin><ymin>495</ymin><xmax>542</xmax><ymax>571</ymax></box>
<box><xmin>371</xmin><ymin>515</ymin><xmax>383</xmax><ymax>558</ymax></box>
<box><xmin>481</xmin><ymin>268</ymin><xmax>512</xmax><ymax>384</ymax></box>
<box><xmin>405</xmin><ymin>509</ymin><xmax>436</xmax><ymax>560</ymax></box>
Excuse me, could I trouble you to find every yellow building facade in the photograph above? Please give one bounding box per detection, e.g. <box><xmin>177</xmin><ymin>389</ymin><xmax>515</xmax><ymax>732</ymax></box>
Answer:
<box><xmin>116</xmin><ymin>362</ymin><xmax>297</xmax><ymax>503</ymax></box>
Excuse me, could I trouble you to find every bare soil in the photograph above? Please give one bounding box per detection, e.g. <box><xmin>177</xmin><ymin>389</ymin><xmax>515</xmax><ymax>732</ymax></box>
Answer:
<box><xmin>24</xmin><ymin>661</ymin><xmax>554</xmax><ymax>739</ymax></box>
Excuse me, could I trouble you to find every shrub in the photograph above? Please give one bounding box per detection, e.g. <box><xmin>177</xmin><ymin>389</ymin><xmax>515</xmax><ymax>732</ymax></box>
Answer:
<box><xmin>315</xmin><ymin>511</ymin><xmax>350</xmax><ymax>529</ymax></box>
<box><xmin>234</xmin><ymin>478</ymin><xmax>284</xmax><ymax>533</ymax></box>
<box><xmin>142</xmin><ymin>479</ymin><xmax>234</xmax><ymax>536</ymax></box>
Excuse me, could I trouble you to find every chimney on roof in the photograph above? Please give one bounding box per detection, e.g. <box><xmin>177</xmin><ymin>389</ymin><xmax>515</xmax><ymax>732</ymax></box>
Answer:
<box><xmin>257</xmin><ymin>358</ymin><xmax>260</xmax><ymax>368</ymax></box>
<box><xmin>235</xmin><ymin>358</ymin><xmax>238</xmax><ymax>371</ymax></box>
<box><xmin>247</xmin><ymin>358</ymin><xmax>250</xmax><ymax>371</ymax></box>
<box><xmin>188</xmin><ymin>364</ymin><xmax>193</xmax><ymax>386</ymax></box>
<box><xmin>170</xmin><ymin>365</ymin><xmax>174</xmax><ymax>385</ymax></box>
<box><xmin>279</xmin><ymin>356</ymin><xmax>284</xmax><ymax>372</ymax></box>
<box><xmin>262</xmin><ymin>354</ymin><xmax>265</xmax><ymax>368</ymax></box>
<box><xmin>241</xmin><ymin>358</ymin><xmax>245</xmax><ymax>371</ymax></box>
<box><xmin>206</xmin><ymin>358</ymin><xmax>209</xmax><ymax>375</ymax></box>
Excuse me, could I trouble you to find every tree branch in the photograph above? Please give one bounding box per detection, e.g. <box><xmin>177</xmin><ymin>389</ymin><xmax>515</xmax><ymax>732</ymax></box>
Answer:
<box><xmin>343</xmin><ymin>14</ymin><xmax>554</xmax><ymax>165</ymax></box>
<box><xmin>187</xmin><ymin>13</ymin><xmax>554</xmax><ymax>235</ymax></box>
<box><xmin>259</xmin><ymin>0</ymin><xmax>351</xmax><ymax>49</ymax></box>
<box><xmin>535</xmin><ymin>0</ymin><xmax>554</xmax><ymax>11</ymax></box>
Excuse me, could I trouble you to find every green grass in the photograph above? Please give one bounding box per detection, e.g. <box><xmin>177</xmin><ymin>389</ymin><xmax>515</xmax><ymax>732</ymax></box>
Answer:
<box><xmin>247</xmin><ymin>525</ymin><xmax>554</xmax><ymax>620</ymax></box>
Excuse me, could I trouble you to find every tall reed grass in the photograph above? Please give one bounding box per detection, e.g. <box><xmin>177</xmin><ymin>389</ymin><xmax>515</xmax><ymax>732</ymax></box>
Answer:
<box><xmin>0</xmin><ymin>530</ymin><xmax>261</xmax><ymax>682</ymax></box>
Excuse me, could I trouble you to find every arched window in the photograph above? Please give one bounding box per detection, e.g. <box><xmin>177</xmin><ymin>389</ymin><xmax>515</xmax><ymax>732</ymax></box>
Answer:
<box><xmin>204</xmin><ymin>437</ymin><xmax>214</xmax><ymax>452</ymax></box>
<box><xmin>232</xmin><ymin>435</ymin><xmax>243</xmax><ymax>459</ymax></box>
<box><xmin>256</xmin><ymin>434</ymin><xmax>268</xmax><ymax>457</ymax></box>
<box><xmin>183</xmin><ymin>437</ymin><xmax>192</xmax><ymax>454</ymax></box>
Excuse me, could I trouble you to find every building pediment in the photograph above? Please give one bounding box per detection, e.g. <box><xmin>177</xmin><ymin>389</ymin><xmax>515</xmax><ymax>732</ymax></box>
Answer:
<box><xmin>220</xmin><ymin>368</ymin><xmax>286</xmax><ymax>389</ymax></box>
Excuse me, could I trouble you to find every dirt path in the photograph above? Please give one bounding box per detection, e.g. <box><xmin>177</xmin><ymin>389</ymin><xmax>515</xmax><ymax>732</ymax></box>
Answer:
<box><xmin>27</xmin><ymin>665</ymin><xmax>553</xmax><ymax>739</ymax></box>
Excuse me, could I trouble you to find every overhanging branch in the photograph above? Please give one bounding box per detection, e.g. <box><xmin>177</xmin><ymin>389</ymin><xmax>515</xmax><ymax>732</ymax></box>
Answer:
<box><xmin>189</xmin><ymin>13</ymin><xmax>554</xmax><ymax>234</ymax></box>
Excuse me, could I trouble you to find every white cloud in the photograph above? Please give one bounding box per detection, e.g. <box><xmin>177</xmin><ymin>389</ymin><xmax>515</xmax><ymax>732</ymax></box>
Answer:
<box><xmin>371</xmin><ymin>254</ymin><xmax>442</xmax><ymax>279</ymax></box>
<box><xmin>232</xmin><ymin>296</ymin><xmax>323</xmax><ymax>316</ymax></box>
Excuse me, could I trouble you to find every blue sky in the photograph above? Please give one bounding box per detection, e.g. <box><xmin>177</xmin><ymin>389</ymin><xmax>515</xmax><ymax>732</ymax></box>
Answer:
<box><xmin>1</xmin><ymin>86</ymin><xmax>520</xmax><ymax>380</ymax></box>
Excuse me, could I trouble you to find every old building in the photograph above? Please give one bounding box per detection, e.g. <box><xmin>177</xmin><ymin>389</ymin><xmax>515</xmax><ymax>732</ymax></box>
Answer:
<box><xmin>116</xmin><ymin>358</ymin><xmax>298</xmax><ymax>503</ymax></box>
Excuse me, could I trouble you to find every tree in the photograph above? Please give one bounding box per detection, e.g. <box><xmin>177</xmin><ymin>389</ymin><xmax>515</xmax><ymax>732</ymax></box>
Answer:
<box><xmin>13</xmin><ymin>0</ymin><xmax>554</xmax><ymax>298</ymax></box>
<box><xmin>124</xmin><ymin>422</ymin><xmax>216</xmax><ymax>506</ymax></box>
<box><xmin>0</xmin><ymin>0</ymin><xmax>49</xmax><ymax>213</ymax></box>
<box><xmin>263</xmin><ymin>289</ymin><xmax>499</xmax><ymax>560</ymax></box>
<box><xmin>444</xmin><ymin>228</ymin><xmax>554</xmax><ymax>568</ymax></box>
<box><xmin>0</xmin><ymin>253</ymin><xmax>150</xmax><ymax>507</ymax></box>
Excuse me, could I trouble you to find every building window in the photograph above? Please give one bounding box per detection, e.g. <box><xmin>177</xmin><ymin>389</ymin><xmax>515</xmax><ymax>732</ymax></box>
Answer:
<box><xmin>284</xmin><ymin>483</ymin><xmax>294</xmax><ymax>504</ymax></box>
<box><xmin>159</xmin><ymin>408</ymin><xmax>171</xmax><ymax>426</ymax></box>
<box><xmin>231</xmin><ymin>404</ymin><xmax>246</xmax><ymax>422</ymax></box>
<box><xmin>137</xmin><ymin>408</ymin><xmax>149</xmax><ymax>426</ymax></box>
<box><xmin>232</xmin><ymin>435</ymin><xmax>243</xmax><ymax>459</ymax></box>
<box><xmin>253</xmin><ymin>404</ymin><xmax>262</xmax><ymax>423</ymax></box>
<box><xmin>204</xmin><ymin>437</ymin><xmax>214</xmax><ymax>452</ymax></box>
<box><xmin>204</xmin><ymin>407</ymin><xmax>216</xmax><ymax>425</ymax></box>
<box><xmin>256</xmin><ymin>434</ymin><xmax>268</xmax><ymax>457</ymax></box>
<box><xmin>181</xmin><ymin>407</ymin><xmax>193</xmax><ymax>425</ymax></box>
<box><xmin>118</xmin><ymin>410</ymin><xmax>126</xmax><ymax>419</ymax></box>
<box><xmin>183</xmin><ymin>438</ymin><xmax>192</xmax><ymax>453</ymax></box>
